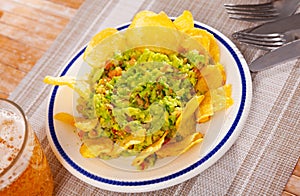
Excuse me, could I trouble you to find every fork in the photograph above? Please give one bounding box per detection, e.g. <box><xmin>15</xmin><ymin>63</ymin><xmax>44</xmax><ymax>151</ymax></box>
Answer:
<box><xmin>232</xmin><ymin>29</ymin><xmax>300</xmax><ymax>50</ymax></box>
<box><xmin>224</xmin><ymin>0</ymin><xmax>300</xmax><ymax>22</ymax></box>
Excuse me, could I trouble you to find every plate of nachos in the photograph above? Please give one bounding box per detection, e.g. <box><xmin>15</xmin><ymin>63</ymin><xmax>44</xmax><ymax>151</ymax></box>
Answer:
<box><xmin>45</xmin><ymin>10</ymin><xmax>252</xmax><ymax>192</ymax></box>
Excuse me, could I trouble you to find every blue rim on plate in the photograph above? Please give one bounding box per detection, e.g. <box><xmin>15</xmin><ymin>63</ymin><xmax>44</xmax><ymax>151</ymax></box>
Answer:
<box><xmin>47</xmin><ymin>22</ymin><xmax>248</xmax><ymax>187</ymax></box>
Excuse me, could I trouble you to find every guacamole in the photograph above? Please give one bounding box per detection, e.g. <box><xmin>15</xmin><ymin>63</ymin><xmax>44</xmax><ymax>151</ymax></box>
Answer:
<box><xmin>76</xmin><ymin>48</ymin><xmax>206</xmax><ymax>169</ymax></box>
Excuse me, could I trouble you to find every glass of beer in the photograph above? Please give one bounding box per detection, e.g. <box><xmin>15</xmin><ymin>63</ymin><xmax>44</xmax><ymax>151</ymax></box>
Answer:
<box><xmin>0</xmin><ymin>98</ymin><xmax>53</xmax><ymax>195</ymax></box>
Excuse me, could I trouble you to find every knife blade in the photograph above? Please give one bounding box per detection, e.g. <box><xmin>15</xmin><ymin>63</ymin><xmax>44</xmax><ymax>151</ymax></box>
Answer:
<box><xmin>249</xmin><ymin>39</ymin><xmax>300</xmax><ymax>72</ymax></box>
<box><xmin>242</xmin><ymin>13</ymin><xmax>300</xmax><ymax>34</ymax></box>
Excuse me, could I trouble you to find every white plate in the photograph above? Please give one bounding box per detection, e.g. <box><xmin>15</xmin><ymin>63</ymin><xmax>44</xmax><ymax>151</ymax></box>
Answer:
<box><xmin>46</xmin><ymin>21</ymin><xmax>252</xmax><ymax>193</ymax></box>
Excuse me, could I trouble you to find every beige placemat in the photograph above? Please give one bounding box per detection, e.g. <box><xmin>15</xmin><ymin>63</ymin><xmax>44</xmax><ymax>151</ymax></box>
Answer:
<box><xmin>10</xmin><ymin>0</ymin><xmax>300</xmax><ymax>195</ymax></box>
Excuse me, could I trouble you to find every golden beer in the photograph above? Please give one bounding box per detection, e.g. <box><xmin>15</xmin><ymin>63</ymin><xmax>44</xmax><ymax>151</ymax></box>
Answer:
<box><xmin>0</xmin><ymin>99</ymin><xmax>53</xmax><ymax>195</ymax></box>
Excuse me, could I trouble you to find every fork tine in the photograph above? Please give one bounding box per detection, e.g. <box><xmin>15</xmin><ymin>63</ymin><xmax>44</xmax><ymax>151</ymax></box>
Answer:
<box><xmin>232</xmin><ymin>31</ymin><xmax>286</xmax><ymax>50</ymax></box>
<box><xmin>233</xmin><ymin>32</ymin><xmax>284</xmax><ymax>42</ymax></box>
<box><xmin>224</xmin><ymin>2</ymin><xmax>273</xmax><ymax>9</ymax></box>
<box><xmin>224</xmin><ymin>2</ymin><xmax>279</xmax><ymax>22</ymax></box>
<box><xmin>225</xmin><ymin>1</ymin><xmax>300</xmax><ymax>22</ymax></box>
<box><xmin>229</xmin><ymin>17</ymin><xmax>275</xmax><ymax>22</ymax></box>
<box><xmin>227</xmin><ymin>10</ymin><xmax>279</xmax><ymax>17</ymax></box>
<box><xmin>236</xmin><ymin>38</ymin><xmax>285</xmax><ymax>50</ymax></box>
<box><xmin>227</xmin><ymin>8</ymin><xmax>278</xmax><ymax>16</ymax></box>
<box><xmin>226</xmin><ymin>6</ymin><xmax>279</xmax><ymax>19</ymax></box>
<box><xmin>228</xmin><ymin>14</ymin><xmax>279</xmax><ymax>22</ymax></box>
<box><xmin>226</xmin><ymin>8</ymin><xmax>278</xmax><ymax>14</ymax></box>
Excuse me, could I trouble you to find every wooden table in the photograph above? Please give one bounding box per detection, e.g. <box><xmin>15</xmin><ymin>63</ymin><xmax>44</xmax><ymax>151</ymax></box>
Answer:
<box><xmin>0</xmin><ymin>0</ymin><xmax>299</xmax><ymax>195</ymax></box>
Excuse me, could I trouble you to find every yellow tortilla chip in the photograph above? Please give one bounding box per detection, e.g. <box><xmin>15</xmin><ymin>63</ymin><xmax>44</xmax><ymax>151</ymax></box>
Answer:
<box><xmin>129</xmin><ymin>10</ymin><xmax>176</xmax><ymax>29</ymax></box>
<box><xmin>80</xmin><ymin>137</ymin><xmax>114</xmax><ymax>158</ymax></box>
<box><xmin>176</xmin><ymin>95</ymin><xmax>204</xmax><ymax>137</ymax></box>
<box><xmin>75</xmin><ymin>118</ymin><xmax>98</xmax><ymax>132</ymax></box>
<box><xmin>83</xmin><ymin>28</ymin><xmax>118</xmax><ymax>61</ymax></box>
<box><xmin>132</xmin><ymin>131</ymin><xmax>168</xmax><ymax>166</ymax></box>
<box><xmin>54</xmin><ymin>112</ymin><xmax>75</xmax><ymax>126</ymax></box>
<box><xmin>196</xmin><ymin>84</ymin><xmax>233</xmax><ymax>123</ymax></box>
<box><xmin>185</xmin><ymin>28</ymin><xmax>220</xmax><ymax>62</ymax></box>
<box><xmin>173</xmin><ymin>10</ymin><xmax>194</xmax><ymax>31</ymax></box>
<box><xmin>197</xmin><ymin>98</ymin><xmax>213</xmax><ymax>123</ymax></box>
<box><xmin>119</xmin><ymin>129</ymin><xmax>146</xmax><ymax>149</ymax></box>
<box><xmin>80</xmin><ymin>143</ymin><xmax>97</xmax><ymax>158</ymax></box>
<box><xmin>192</xmin><ymin>36</ymin><xmax>211</xmax><ymax>57</ymax></box>
<box><xmin>44</xmin><ymin>75</ymin><xmax>89</xmax><ymax>100</ymax></box>
<box><xmin>211</xmin><ymin>84</ymin><xmax>233</xmax><ymax>111</ymax></box>
<box><xmin>43</xmin><ymin>76</ymin><xmax>76</xmax><ymax>89</ymax></box>
<box><xmin>195</xmin><ymin>62</ymin><xmax>226</xmax><ymax>94</ymax></box>
<box><xmin>156</xmin><ymin>132</ymin><xmax>203</xmax><ymax>158</ymax></box>
<box><xmin>130</xmin><ymin>10</ymin><xmax>157</xmax><ymax>26</ymax></box>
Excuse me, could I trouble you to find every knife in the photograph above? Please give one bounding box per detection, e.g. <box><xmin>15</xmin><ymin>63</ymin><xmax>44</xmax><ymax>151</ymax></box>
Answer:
<box><xmin>236</xmin><ymin>13</ymin><xmax>300</xmax><ymax>35</ymax></box>
<box><xmin>249</xmin><ymin>39</ymin><xmax>300</xmax><ymax>72</ymax></box>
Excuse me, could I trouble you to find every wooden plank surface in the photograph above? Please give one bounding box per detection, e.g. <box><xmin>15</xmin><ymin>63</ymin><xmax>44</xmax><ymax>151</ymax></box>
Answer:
<box><xmin>284</xmin><ymin>158</ymin><xmax>300</xmax><ymax>196</ymax></box>
<box><xmin>0</xmin><ymin>0</ymin><xmax>299</xmax><ymax>195</ymax></box>
<box><xmin>0</xmin><ymin>0</ymin><xmax>84</xmax><ymax>98</ymax></box>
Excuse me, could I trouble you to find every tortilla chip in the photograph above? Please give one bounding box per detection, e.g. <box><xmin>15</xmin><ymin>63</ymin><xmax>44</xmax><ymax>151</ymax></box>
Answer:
<box><xmin>132</xmin><ymin>131</ymin><xmax>168</xmax><ymax>166</ymax></box>
<box><xmin>54</xmin><ymin>112</ymin><xmax>75</xmax><ymax>126</ymax></box>
<box><xmin>80</xmin><ymin>143</ymin><xmax>96</xmax><ymax>158</ymax></box>
<box><xmin>119</xmin><ymin>128</ymin><xmax>146</xmax><ymax>149</ymax></box>
<box><xmin>75</xmin><ymin>118</ymin><xmax>98</xmax><ymax>132</ymax></box>
<box><xmin>83</xmin><ymin>28</ymin><xmax>118</xmax><ymax>61</ymax></box>
<box><xmin>129</xmin><ymin>11</ymin><xmax>176</xmax><ymax>29</ymax></box>
<box><xmin>173</xmin><ymin>10</ymin><xmax>194</xmax><ymax>31</ymax></box>
<box><xmin>80</xmin><ymin>137</ymin><xmax>114</xmax><ymax>158</ymax></box>
<box><xmin>211</xmin><ymin>84</ymin><xmax>233</xmax><ymax>111</ymax></box>
<box><xmin>196</xmin><ymin>84</ymin><xmax>233</xmax><ymax>123</ymax></box>
<box><xmin>43</xmin><ymin>76</ymin><xmax>76</xmax><ymax>89</ymax></box>
<box><xmin>197</xmin><ymin>98</ymin><xmax>213</xmax><ymax>123</ymax></box>
<box><xmin>195</xmin><ymin>62</ymin><xmax>226</xmax><ymax>94</ymax></box>
<box><xmin>185</xmin><ymin>28</ymin><xmax>220</xmax><ymax>62</ymax></box>
<box><xmin>176</xmin><ymin>95</ymin><xmax>204</xmax><ymax>137</ymax></box>
<box><xmin>156</xmin><ymin>132</ymin><xmax>203</xmax><ymax>158</ymax></box>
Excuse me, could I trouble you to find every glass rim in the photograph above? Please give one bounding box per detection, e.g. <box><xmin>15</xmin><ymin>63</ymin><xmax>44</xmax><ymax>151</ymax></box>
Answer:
<box><xmin>0</xmin><ymin>98</ymin><xmax>29</xmax><ymax>177</ymax></box>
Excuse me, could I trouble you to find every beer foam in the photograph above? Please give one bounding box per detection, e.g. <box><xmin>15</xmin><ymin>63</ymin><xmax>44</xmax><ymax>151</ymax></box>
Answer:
<box><xmin>0</xmin><ymin>109</ymin><xmax>25</xmax><ymax>174</ymax></box>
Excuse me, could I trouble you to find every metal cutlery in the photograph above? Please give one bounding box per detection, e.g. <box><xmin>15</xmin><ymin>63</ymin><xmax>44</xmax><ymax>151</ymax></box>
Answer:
<box><xmin>231</xmin><ymin>14</ymin><xmax>300</xmax><ymax>50</ymax></box>
<box><xmin>224</xmin><ymin>0</ymin><xmax>300</xmax><ymax>22</ymax></box>
<box><xmin>232</xmin><ymin>28</ymin><xmax>300</xmax><ymax>50</ymax></box>
<box><xmin>249</xmin><ymin>39</ymin><xmax>300</xmax><ymax>72</ymax></box>
<box><xmin>224</xmin><ymin>2</ymin><xmax>300</xmax><ymax>71</ymax></box>
<box><xmin>240</xmin><ymin>13</ymin><xmax>300</xmax><ymax>34</ymax></box>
